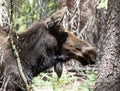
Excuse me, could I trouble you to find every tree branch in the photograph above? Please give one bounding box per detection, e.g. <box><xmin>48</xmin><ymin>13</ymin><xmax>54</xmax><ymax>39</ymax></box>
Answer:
<box><xmin>8</xmin><ymin>0</ymin><xmax>32</xmax><ymax>91</ymax></box>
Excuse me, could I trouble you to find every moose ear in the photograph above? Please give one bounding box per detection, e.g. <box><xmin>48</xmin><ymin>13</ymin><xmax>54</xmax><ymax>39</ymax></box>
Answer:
<box><xmin>45</xmin><ymin>7</ymin><xmax>67</xmax><ymax>29</ymax></box>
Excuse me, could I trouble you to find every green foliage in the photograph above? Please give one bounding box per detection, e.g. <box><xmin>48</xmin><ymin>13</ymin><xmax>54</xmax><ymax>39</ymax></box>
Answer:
<box><xmin>12</xmin><ymin>0</ymin><xmax>56</xmax><ymax>32</ymax></box>
<box><xmin>79</xmin><ymin>71</ymin><xmax>98</xmax><ymax>91</ymax></box>
<box><xmin>47</xmin><ymin>0</ymin><xmax>56</xmax><ymax>16</ymax></box>
<box><xmin>32</xmin><ymin>71</ymin><xmax>98</xmax><ymax>91</ymax></box>
<box><xmin>14</xmin><ymin>16</ymin><xmax>26</xmax><ymax>32</ymax></box>
<box><xmin>32</xmin><ymin>73</ymin><xmax>76</xmax><ymax>91</ymax></box>
<box><xmin>13</xmin><ymin>0</ymin><xmax>39</xmax><ymax>32</ymax></box>
<box><xmin>97</xmin><ymin>0</ymin><xmax>108</xmax><ymax>9</ymax></box>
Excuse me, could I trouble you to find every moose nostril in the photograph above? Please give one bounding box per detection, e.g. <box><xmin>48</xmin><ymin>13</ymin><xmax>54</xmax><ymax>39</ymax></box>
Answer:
<box><xmin>79</xmin><ymin>57</ymin><xmax>89</xmax><ymax>66</ymax></box>
<box><xmin>65</xmin><ymin>49</ymin><xmax>70</xmax><ymax>52</ymax></box>
<box><xmin>91</xmin><ymin>60</ymin><xmax>95</xmax><ymax>64</ymax></box>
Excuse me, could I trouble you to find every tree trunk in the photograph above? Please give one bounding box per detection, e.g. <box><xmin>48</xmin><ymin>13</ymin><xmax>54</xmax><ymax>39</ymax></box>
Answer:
<box><xmin>95</xmin><ymin>0</ymin><xmax>120</xmax><ymax>91</ymax></box>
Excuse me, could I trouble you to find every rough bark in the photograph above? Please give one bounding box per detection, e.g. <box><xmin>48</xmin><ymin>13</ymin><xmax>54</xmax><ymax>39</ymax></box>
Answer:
<box><xmin>95</xmin><ymin>0</ymin><xmax>120</xmax><ymax>91</ymax></box>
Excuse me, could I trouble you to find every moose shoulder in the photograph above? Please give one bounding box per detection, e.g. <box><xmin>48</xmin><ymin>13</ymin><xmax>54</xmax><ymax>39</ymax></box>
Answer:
<box><xmin>0</xmin><ymin>8</ymin><xmax>96</xmax><ymax>91</ymax></box>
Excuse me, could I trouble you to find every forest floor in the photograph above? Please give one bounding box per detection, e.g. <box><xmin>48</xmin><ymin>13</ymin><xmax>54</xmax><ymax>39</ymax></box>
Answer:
<box><xmin>32</xmin><ymin>68</ymin><xmax>98</xmax><ymax>91</ymax></box>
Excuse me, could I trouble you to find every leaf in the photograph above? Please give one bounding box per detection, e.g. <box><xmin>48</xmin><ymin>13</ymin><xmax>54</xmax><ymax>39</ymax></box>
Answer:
<box><xmin>80</xmin><ymin>84</ymin><xmax>90</xmax><ymax>91</ymax></box>
<box><xmin>29</xmin><ymin>0</ymin><xmax>34</xmax><ymax>7</ymax></box>
<box><xmin>87</xmin><ymin>74</ymin><xmax>97</xmax><ymax>81</ymax></box>
<box><xmin>97</xmin><ymin>0</ymin><xmax>108</xmax><ymax>9</ymax></box>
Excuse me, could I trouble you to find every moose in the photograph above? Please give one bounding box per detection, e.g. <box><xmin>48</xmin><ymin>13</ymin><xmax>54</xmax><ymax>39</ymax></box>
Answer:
<box><xmin>0</xmin><ymin>7</ymin><xmax>96</xmax><ymax>91</ymax></box>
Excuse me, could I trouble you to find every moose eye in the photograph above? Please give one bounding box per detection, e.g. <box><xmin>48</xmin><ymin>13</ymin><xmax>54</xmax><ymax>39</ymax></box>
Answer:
<box><xmin>60</xmin><ymin>32</ymin><xmax>68</xmax><ymax>37</ymax></box>
<box><xmin>75</xmin><ymin>48</ymin><xmax>81</xmax><ymax>51</ymax></box>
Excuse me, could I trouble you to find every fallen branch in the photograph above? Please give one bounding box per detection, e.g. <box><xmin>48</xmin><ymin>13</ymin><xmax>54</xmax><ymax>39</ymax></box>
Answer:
<box><xmin>9</xmin><ymin>35</ymin><xmax>32</xmax><ymax>91</ymax></box>
<box><xmin>7</xmin><ymin>0</ymin><xmax>32</xmax><ymax>91</ymax></box>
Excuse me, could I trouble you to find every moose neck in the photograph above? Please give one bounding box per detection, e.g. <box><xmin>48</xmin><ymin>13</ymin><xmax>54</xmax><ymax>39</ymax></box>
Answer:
<box><xmin>12</xmin><ymin>23</ymin><xmax>59</xmax><ymax>77</ymax></box>
<box><xmin>12</xmin><ymin>23</ymin><xmax>46</xmax><ymax>71</ymax></box>
<box><xmin>14</xmin><ymin>22</ymin><xmax>46</xmax><ymax>55</ymax></box>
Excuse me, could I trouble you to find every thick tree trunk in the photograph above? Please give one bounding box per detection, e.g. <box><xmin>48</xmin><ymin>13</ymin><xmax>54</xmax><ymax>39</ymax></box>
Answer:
<box><xmin>95</xmin><ymin>0</ymin><xmax>120</xmax><ymax>91</ymax></box>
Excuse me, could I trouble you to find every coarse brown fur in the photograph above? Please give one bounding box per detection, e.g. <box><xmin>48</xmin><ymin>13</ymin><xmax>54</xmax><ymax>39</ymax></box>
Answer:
<box><xmin>0</xmin><ymin>7</ymin><xmax>96</xmax><ymax>91</ymax></box>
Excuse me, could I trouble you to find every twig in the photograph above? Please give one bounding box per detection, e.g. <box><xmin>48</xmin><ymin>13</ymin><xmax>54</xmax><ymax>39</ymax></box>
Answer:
<box><xmin>9</xmin><ymin>35</ymin><xmax>31</xmax><ymax>91</ymax></box>
<box><xmin>0</xmin><ymin>76</ymin><xmax>10</xmax><ymax>91</ymax></box>
<box><xmin>8</xmin><ymin>0</ymin><xmax>32</xmax><ymax>91</ymax></box>
<box><xmin>3</xmin><ymin>76</ymin><xmax>10</xmax><ymax>91</ymax></box>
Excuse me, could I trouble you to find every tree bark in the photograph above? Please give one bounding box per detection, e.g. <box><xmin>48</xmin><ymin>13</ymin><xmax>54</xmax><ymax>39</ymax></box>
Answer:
<box><xmin>95</xmin><ymin>0</ymin><xmax>120</xmax><ymax>91</ymax></box>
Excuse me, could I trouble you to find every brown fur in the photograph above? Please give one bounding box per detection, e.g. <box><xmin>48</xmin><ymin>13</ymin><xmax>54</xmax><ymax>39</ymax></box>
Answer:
<box><xmin>0</xmin><ymin>7</ymin><xmax>96</xmax><ymax>91</ymax></box>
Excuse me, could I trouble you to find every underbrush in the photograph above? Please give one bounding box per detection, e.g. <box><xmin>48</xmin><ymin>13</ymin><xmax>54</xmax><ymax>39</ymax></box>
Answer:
<box><xmin>32</xmin><ymin>70</ymin><xmax>98</xmax><ymax>91</ymax></box>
